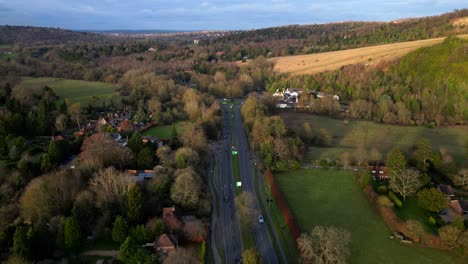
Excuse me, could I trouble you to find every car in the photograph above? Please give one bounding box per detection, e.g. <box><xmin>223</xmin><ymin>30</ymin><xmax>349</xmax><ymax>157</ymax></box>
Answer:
<box><xmin>258</xmin><ymin>215</ymin><xmax>264</xmax><ymax>224</ymax></box>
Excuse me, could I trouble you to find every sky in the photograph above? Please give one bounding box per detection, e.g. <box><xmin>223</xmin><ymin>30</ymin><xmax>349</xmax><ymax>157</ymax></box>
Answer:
<box><xmin>0</xmin><ymin>0</ymin><xmax>466</xmax><ymax>30</ymax></box>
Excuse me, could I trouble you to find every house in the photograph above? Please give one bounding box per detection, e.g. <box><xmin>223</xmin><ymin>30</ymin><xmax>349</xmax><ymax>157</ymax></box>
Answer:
<box><xmin>98</xmin><ymin>117</ymin><xmax>109</xmax><ymax>126</ymax></box>
<box><xmin>438</xmin><ymin>184</ymin><xmax>455</xmax><ymax>199</ymax></box>
<box><xmin>162</xmin><ymin>207</ymin><xmax>182</xmax><ymax>231</ymax></box>
<box><xmin>154</xmin><ymin>234</ymin><xmax>177</xmax><ymax>253</ymax></box>
<box><xmin>127</xmin><ymin>169</ymin><xmax>156</xmax><ymax>182</ymax></box>
<box><xmin>368</xmin><ymin>165</ymin><xmax>389</xmax><ymax>180</ymax></box>
<box><xmin>118</xmin><ymin>120</ymin><xmax>134</xmax><ymax>133</ymax></box>
<box><xmin>193</xmin><ymin>39</ymin><xmax>199</xmax><ymax>45</ymax></box>
<box><xmin>450</xmin><ymin>200</ymin><xmax>468</xmax><ymax>220</ymax></box>
<box><xmin>148</xmin><ymin>47</ymin><xmax>156</xmax><ymax>52</ymax></box>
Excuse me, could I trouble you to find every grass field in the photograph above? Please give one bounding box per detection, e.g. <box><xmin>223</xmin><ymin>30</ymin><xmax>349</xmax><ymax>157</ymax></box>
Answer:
<box><xmin>279</xmin><ymin>112</ymin><xmax>467</xmax><ymax>163</ymax></box>
<box><xmin>275</xmin><ymin>169</ymin><xmax>463</xmax><ymax>264</ymax></box>
<box><xmin>142</xmin><ymin>121</ymin><xmax>189</xmax><ymax>139</ymax></box>
<box><xmin>15</xmin><ymin>77</ymin><xmax>120</xmax><ymax>104</ymax></box>
<box><xmin>268</xmin><ymin>34</ymin><xmax>468</xmax><ymax>75</ymax></box>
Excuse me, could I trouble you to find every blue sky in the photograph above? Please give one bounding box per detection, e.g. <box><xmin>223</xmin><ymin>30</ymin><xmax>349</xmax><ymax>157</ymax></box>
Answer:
<box><xmin>0</xmin><ymin>0</ymin><xmax>466</xmax><ymax>30</ymax></box>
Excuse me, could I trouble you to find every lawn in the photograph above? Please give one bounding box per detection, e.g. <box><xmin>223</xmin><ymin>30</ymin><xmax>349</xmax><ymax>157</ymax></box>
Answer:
<box><xmin>275</xmin><ymin>169</ymin><xmax>463</xmax><ymax>264</ymax></box>
<box><xmin>280</xmin><ymin>112</ymin><xmax>467</xmax><ymax>163</ymax></box>
<box><xmin>142</xmin><ymin>121</ymin><xmax>189</xmax><ymax>139</ymax></box>
<box><xmin>15</xmin><ymin>77</ymin><xmax>121</xmax><ymax>104</ymax></box>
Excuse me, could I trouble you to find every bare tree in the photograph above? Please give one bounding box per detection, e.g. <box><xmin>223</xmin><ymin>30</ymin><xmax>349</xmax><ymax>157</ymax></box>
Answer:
<box><xmin>163</xmin><ymin>248</ymin><xmax>200</xmax><ymax>264</ymax></box>
<box><xmin>89</xmin><ymin>167</ymin><xmax>133</xmax><ymax>209</ymax></box>
<box><xmin>389</xmin><ymin>169</ymin><xmax>423</xmax><ymax>200</ymax></box>
<box><xmin>55</xmin><ymin>114</ymin><xmax>68</xmax><ymax>133</ymax></box>
<box><xmin>170</xmin><ymin>167</ymin><xmax>202</xmax><ymax>209</ymax></box>
<box><xmin>68</xmin><ymin>103</ymin><xmax>82</xmax><ymax>129</ymax></box>
<box><xmin>235</xmin><ymin>191</ymin><xmax>258</xmax><ymax>230</ymax></box>
<box><xmin>297</xmin><ymin>226</ymin><xmax>351</xmax><ymax>264</ymax></box>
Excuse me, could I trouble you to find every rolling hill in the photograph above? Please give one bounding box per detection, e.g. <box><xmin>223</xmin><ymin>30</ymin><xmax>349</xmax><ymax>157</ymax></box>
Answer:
<box><xmin>267</xmin><ymin>34</ymin><xmax>468</xmax><ymax>75</ymax></box>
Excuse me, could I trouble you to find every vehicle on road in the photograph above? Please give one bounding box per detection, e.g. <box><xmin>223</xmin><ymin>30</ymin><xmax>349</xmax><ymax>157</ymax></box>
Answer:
<box><xmin>258</xmin><ymin>215</ymin><xmax>264</xmax><ymax>224</ymax></box>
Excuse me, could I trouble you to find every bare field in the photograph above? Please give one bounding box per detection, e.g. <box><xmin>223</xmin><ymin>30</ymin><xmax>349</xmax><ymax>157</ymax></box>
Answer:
<box><xmin>268</xmin><ymin>34</ymin><xmax>468</xmax><ymax>75</ymax></box>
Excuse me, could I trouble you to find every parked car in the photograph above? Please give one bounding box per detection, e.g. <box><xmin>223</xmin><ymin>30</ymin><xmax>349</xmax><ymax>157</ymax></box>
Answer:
<box><xmin>258</xmin><ymin>215</ymin><xmax>264</xmax><ymax>224</ymax></box>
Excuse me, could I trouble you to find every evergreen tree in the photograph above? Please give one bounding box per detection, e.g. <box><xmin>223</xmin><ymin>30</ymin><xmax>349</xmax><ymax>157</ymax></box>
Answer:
<box><xmin>40</xmin><ymin>153</ymin><xmax>52</xmax><ymax>173</ymax></box>
<box><xmin>13</xmin><ymin>226</ymin><xmax>30</xmax><ymax>258</ymax></box>
<box><xmin>169</xmin><ymin>124</ymin><xmax>180</xmax><ymax>149</ymax></box>
<box><xmin>63</xmin><ymin>217</ymin><xmax>82</xmax><ymax>254</ymax></box>
<box><xmin>414</xmin><ymin>138</ymin><xmax>433</xmax><ymax>171</ymax></box>
<box><xmin>386</xmin><ymin>148</ymin><xmax>407</xmax><ymax>175</ymax></box>
<box><xmin>127</xmin><ymin>132</ymin><xmax>143</xmax><ymax>155</ymax></box>
<box><xmin>137</xmin><ymin>147</ymin><xmax>154</xmax><ymax>169</ymax></box>
<box><xmin>112</xmin><ymin>215</ymin><xmax>128</xmax><ymax>243</ymax></box>
<box><xmin>118</xmin><ymin>236</ymin><xmax>136</xmax><ymax>262</ymax></box>
<box><xmin>126</xmin><ymin>185</ymin><xmax>143</xmax><ymax>224</ymax></box>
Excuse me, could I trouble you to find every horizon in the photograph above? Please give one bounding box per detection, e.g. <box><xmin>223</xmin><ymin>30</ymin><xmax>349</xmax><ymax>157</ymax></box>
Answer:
<box><xmin>0</xmin><ymin>1</ymin><xmax>466</xmax><ymax>31</ymax></box>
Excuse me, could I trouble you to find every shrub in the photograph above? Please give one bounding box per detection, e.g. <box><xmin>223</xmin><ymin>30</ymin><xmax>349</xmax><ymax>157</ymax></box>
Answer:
<box><xmin>360</xmin><ymin>171</ymin><xmax>371</xmax><ymax>189</ymax></box>
<box><xmin>319</xmin><ymin>160</ymin><xmax>328</xmax><ymax>168</ymax></box>
<box><xmin>377</xmin><ymin>195</ymin><xmax>394</xmax><ymax>207</ymax></box>
<box><xmin>376</xmin><ymin>185</ymin><xmax>388</xmax><ymax>194</ymax></box>
<box><xmin>388</xmin><ymin>191</ymin><xmax>403</xmax><ymax>208</ymax></box>
<box><xmin>428</xmin><ymin>216</ymin><xmax>437</xmax><ymax>226</ymax></box>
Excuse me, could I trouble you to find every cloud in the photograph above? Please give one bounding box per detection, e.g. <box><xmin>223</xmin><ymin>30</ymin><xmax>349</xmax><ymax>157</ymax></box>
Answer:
<box><xmin>0</xmin><ymin>0</ymin><xmax>466</xmax><ymax>30</ymax></box>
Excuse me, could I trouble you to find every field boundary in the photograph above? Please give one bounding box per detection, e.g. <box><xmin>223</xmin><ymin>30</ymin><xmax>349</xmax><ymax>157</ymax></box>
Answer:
<box><xmin>264</xmin><ymin>170</ymin><xmax>301</xmax><ymax>240</ymax></box>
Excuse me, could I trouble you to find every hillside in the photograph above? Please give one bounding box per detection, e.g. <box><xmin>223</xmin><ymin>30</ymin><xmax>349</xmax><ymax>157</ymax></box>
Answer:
<box><xmin>0</xmin><ymin>25</ymin><xmax>107</xmax><ymax>45</ymax></box>
<box><xmin>268</xmin><ymin>34</ymin><xmax>468</xmax><ymax>75</ymax></box>
<box><xmin>212</xmin><ymin>9</ymin><xmax>468</xmax><ymax>61</ymax></box>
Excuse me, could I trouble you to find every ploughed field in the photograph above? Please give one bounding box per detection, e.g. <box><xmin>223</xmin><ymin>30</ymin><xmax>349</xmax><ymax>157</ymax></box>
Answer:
<box><xmin>267</xmin><ymin>34</ymin><xmax>468</xmax><ymax>75</ymax></box>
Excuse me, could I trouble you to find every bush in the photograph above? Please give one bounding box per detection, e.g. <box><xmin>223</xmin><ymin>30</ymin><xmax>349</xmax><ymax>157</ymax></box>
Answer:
<box><xmin>377</xmin><ymin>195</ymin><xmax>394</xmax><ymax>207</ymax></box>
<box><xmin>319</xmin><ymin>160</ymin><xmax>328</xmax><ymax>168</ymax></box>
<box><xmin>360</xmin><ymin>171</ymin><xmax>371</xmax><ymax>189</ymax></box>
<box><xmin>428</xmin><ymin>216</ymin><xmax>437</xmax><ymax>226</ymax></box>
<box><xmin>376</xmin><ymin>185</ymin><xmax>388</xmax><ymax>194</ymax></box>
<box><xmin>388</xmin><ymin>191</ymin><xmax>403</xmax><ymax>208</ymax></box>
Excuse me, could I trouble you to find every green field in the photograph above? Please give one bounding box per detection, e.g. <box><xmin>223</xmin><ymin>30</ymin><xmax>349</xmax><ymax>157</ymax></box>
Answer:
<box><xmin>275</xmin><ymin>169</ymin><xmax>463</xmax><ymax>264</ymax></box>
<box><xmin>142</xmin><ymin>122</ymin><xmax>189</xmax><ymax>139</ymax></box>
<box><xmin>15</xmin><ymin>77</ymin><xmax>120</xmax><ymax>104</ymax></box>
<box><xmin>279</xmin><ymin>112</ymin><xmax>467</xmax><ymax>163</ymax></box>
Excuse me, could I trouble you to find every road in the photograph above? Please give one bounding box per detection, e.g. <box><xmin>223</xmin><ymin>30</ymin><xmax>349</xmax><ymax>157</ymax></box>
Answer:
<box><xmin>231</xmin><ymin>103</ymin><xmax>280</xmax><ymax>264</ymax></box>
<box><xmin>210</xmin><ymin>104</ymin><xmax>243</xmax><ymax>263</ymax></box>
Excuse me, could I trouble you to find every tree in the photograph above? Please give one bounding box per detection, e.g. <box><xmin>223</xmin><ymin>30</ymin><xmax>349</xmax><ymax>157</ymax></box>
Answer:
<box><xmin>297</xmin><ymin>226</ymin><xmax>351</xmax><ymax>264</ymax></box>
<box><xmin>163</xmin><ymin>248</ymin><xmax>199</xmax><ymax>264</ymax></box>
<box><xmin>47</xmin><ymin>139</ymin><xmax>68</xmax><ymax>164</ymax></box>
<box><xmin>68</xmin><ymin>103</ymin><xmax>82</xmax><ymax>129</ymax></box>
<box><xmin>126</xmin><ymin>185</ymin><xmax>143</xmax><ymax>224</ymax></box>
<box><xmin>79</xmin><ymin>133</ymin><xmax>134</xmax><ymax>170</ymax></box>
<box><xmin>235</xmin><ymin>191</ymin><xmax>257</xmax><ymax>230</ymax></box>
<box><xmin>156</xmin><ymin>145</ymin><xmax>172</xmax><ymax>165</ymax></box>
<box><xmin>417</xmin><ymin>188</ymin><xmax>447</xmax><ymax>212</ymax></box>
<box><xmin>452</xmin><ymin>168</ymin><xmax>468</xmax><ymax>191</ymax></box>
<box><xmin>414</xmin><ymin>138</ymin><xmax>433</xmax><ymax>171</ymax></box>
<box><xmin>137</xmin><ymin>147</ymin><xmax>154</xmax><ymax>169</ymax></box>
<box><xmin>55</xmin><ymin>114</ymin><xmax>68</xmax><ymax>133</ymax></box>
<box><xmin>112</xmin><ymin>216</ymin><xmax>128</xmax><ymax>243</ymax></box>
<box><xmin>119</xmin><ymin>236</ymin><xmax>136</xmax><ymax>262</ymax></box>
<box><xmin>146</xmin><ymin>218</ymin><xmax>164</xmax><ymax>240</ymax></box>
<box><xmin>89</xmin><ymin>167</ymin><xmax>133</xmax><ymax>210</ymax></box>
<box><xmin>4</xmin><ymin>256</ymin><xmax>32</xmax><ymax>264</ymax></box>
<box><xmin>389</xmin><ymin>169</ymin><xmax>423</xmax><ymax>200</ymax></box>
<box><xmin>439</xmin><ymin>225</ymin><xmax>462</xmax><ymax>249</ymax></box>
<box><xmin>369</xmin><ymin>148</ymin><xmax>382</xmax><ymax>165</ymax></box>
<box><xmin>386</xmin><ymin>148</ymin><xmax>407</xmax><ymax>175</ymax></box>
<box><xmin>127</xmin><ymin>132</ymin><xmax>143</xmax><ymax>155</ymax></box>
<box><xmin>180</xmin><ymin>124</ymin><xmax>207</xmax><ymax>152</ymax></box>
<box><xmin>242</xmin><ymin>249</ymin><xmax>264</xmax><ymax>264</ymax></box>
<box><xmin>170</xmin><ymin>167</ymin><xmax>202</xmax><ymax>209</ymax></box>
<box><xmin>63</xmin><ymin>217</ymin><xmax>82</xmax><ymax>253</ymax></box>
<box><xmin>13</xmin><ymin>226</ymin><xmax>30</xmax><ymax>258</ymax></box>
<box><xmin>40</xmin><ymin>153</ymin><xmax>52</xmax><ymax>173</ymax></box>
<box><xmin>405</xmin><ymin>220</ymin><xmax>425</xmax><ymax>242</ymax></box>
